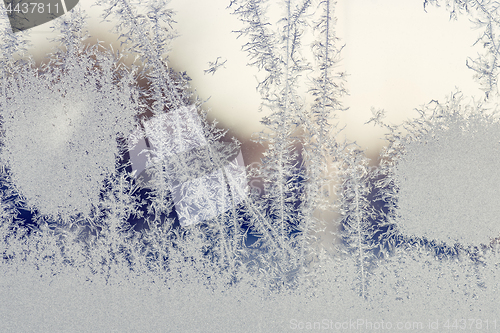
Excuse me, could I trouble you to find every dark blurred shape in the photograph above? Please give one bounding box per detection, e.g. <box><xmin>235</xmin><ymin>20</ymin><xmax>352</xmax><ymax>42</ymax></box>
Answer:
<box><xmin>4</xmin><ymin>0</ymin><xmax>79</xmax><ymax>33</ymax></box>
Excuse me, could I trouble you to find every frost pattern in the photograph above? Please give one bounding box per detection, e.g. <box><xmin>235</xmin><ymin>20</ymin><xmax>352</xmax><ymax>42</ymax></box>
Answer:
<box><xmin>425</xmin><ymin>0</ymin><xmax>500</xmax><ymax>98</ymax></box>
<box><xmin>139</xmin><ymin>104</ymin><xmax>247</xmax><ymax>226</ymax></box>
<box><xmin>1</xmin><ymin>49</ymin><xmax>137</xmax><ymax>220</ymax></box>
<box><xmin>1</xmin><ymin>0</ymin><xmax>500</xmax><ymax>331</ymax></box>
<box><xmin>390</xmin><ymin>96</ymin><xmax>500</xmax><ymax>246</ymax></box>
